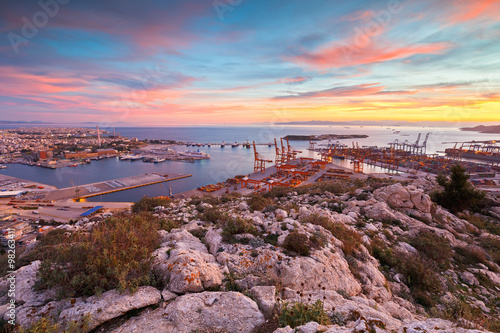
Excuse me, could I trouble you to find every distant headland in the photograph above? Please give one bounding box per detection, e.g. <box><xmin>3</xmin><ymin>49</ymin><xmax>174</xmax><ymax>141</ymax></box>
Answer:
<box><xmin>460</xmin><ymin>125</ymin><xmax>500</xmax><ymax>133</ymax></box>
<box><xmin>285</xmin><ymin>134</ymin><xmax>369</xmax><ymax>141</ymax></box>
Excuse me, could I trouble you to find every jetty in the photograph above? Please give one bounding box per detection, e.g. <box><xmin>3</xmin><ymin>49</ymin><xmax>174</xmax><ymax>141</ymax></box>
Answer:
<box><xmin>43</xmin><ymin>173</ymin><xmax>191</xmax><ymax>201</ymax></box>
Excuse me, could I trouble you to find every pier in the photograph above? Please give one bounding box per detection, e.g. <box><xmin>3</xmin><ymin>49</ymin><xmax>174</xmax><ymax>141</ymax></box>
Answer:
<box><xmin>43</xmin><ymin>173</ymin><xmax>192</xmax><ymax>201</ymax></box>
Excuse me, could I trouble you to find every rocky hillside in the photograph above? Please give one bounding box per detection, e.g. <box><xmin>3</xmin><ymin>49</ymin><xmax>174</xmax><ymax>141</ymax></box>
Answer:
<box><xmin>1</xmin><ymin>176</ymin><xmax>500</xmax><ymax>333</ymax></box>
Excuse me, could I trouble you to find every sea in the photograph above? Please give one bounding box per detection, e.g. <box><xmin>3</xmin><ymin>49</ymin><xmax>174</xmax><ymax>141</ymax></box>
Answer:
<box><xmin>1</xmin><ymin>125</ymin><xmax>498</xmax><ymax>202</ymax></box>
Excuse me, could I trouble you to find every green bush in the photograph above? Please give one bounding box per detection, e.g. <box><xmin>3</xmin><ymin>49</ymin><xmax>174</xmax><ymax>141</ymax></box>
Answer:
<box><xmin>221</xmin><ymin>218</ymin><xmax>258</xmax><ymax>243</ymax></box>
<box><xmin>200</xmin><ymin>207</ymin><xmax>227</xmax><ymax>224</ymax></box>
<box><xmin>283</xmin><ymin>232</ymin><xmax>310</xmax><ymax>256</ymax></box>
<box><xmin>36</xmin><ymin>213</ymin><xmax>161</xmax><ymax>298</ymax></box>
<box><xmin>370</xmin><ymin>240</ymin><xmax>442</xmax><ymax>307</ymax></box>
<box><xmin>409</xmin><ymin>230</ymin><xmax>452</xmax><ymax>269</ymax></box>
<box><xmin>247</xmin><ymin>195</ymin><xmax>274</xmax><ymax>211</ymax></box>
<box><xmin>132</xmin><ymin>196</ymin><xmax>170</xmax><ymax>212</ymax></box>
<box><xmin>278</xmin><ymin>300</ymin><xmax>331</xmax><ymax>328</ymax></box>
<box><xmin>431</xmin><ymin>164</ymin><xmax>485</xmax><ymax>213</ymax></box>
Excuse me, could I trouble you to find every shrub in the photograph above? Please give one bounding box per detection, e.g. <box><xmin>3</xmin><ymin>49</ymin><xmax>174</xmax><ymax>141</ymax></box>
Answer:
<box><xmin>278</xmin><ymin>300</ymin><xmax>331</xmax><ymax>328</ymax></box>
<box><xmin>221</xmin><ymin>218</ymin><xmax>258</xmax><ymax>243</ymax></box>
<box><xmin>283</xmin><ymin>232</ymin><xmax>310</xmax><ymax>256</ymax></box>
<box><xmin>466</xmin><ymin>215</ymin><xmax>500</xmax><ymax>236</ymax></box>
<box><xmin>36</xmin><ymin>213</ymin><xmax>161</xmax><ymax>298</ymax></box>
<box><xmin>247</xmin><ymin>195</ymin><xmax>273</xmax><ymax>211</ymax></box>
<box><xmin>301</xmin><ymin>214</ymin><xmax>361</xmax><ymax>256</ymax></box>
<box><xmin>370</xmin><ymin>240</ymin><xmax>442</xmax><ymax>307</ymax></box>
<box><xmin>264</xmin><ymin>233</ymin><xmax>279</xmax><ymax>246</ymax></box>
<box><xmin>132</xmin><ymin>196</ymin><xmax>170</xmax><ymax>212</ymax></box>
<box><xmin>479</xmin><ymin>237</ymin><xmax>500</xmax><ymax>266</ymax></box>
<box><xmin>431</xmin><ymin>164</ymin><xmax>485</xmax><ymax>213</ymax></box>
<box><xmin>409</xmin><ymin>230</ymin><xmax>452</xmax><ymax>269</ymax></box>
<box><xmin>201</xmin><ymin>207</ymin><xmax>227</xmax><ymax>224</ymax></box>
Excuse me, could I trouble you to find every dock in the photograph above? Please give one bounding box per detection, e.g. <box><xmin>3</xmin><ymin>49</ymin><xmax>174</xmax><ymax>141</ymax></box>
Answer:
<box><xmin>43</xmin><ymin>173</ymin><xmax>191</xmax><ymax>201</ymax></box>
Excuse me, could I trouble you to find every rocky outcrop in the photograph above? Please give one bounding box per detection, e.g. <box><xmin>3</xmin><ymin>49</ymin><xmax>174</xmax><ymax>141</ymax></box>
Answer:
<box><xmin>111</xmin><ymin>292</ymin><xmax>265</xmax><ymax>333</ymax></box>
<box><xmin>152</xmin><ymin>229</ymin><xmax>224</xmax><ymax>293</ymax></box>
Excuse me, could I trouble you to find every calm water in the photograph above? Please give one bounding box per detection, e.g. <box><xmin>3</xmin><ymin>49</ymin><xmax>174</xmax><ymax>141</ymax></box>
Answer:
<box><xmin>1</xmin><ymin>125</ymin><xmax>498</xmax><ymax>202</ymax></box>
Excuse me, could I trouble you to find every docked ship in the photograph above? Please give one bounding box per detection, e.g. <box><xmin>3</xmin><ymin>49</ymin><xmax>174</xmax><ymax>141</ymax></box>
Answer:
<box><xmin>445</xmin><ymin>141</ymin><xmax>500</xmax><ymax>163</ymax></box>
<box><xmin>231</xmin><ymin>142</ymin><xmax>239</xmax><ymax>148</ymax></box>
<box><xmin>179</xmin><ymin>150</ymin><xmax>210</xmax><ymax>159</ymax></box>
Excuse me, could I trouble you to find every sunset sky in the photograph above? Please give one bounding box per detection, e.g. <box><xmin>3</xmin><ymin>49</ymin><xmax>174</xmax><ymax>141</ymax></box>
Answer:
<box><xmin>1</xmin><ymin>0</ymin><xmax>499</xmax><ymax>126</ymax></box>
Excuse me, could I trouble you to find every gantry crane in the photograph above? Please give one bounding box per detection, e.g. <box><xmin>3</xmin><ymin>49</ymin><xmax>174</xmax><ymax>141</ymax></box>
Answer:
<box><xmin>274</xmin><ymin>138</ymin><xmax>282</xmax><ymax>165</ymax></box>
<box><xmin>280</xmin><ymin>138</ymin><xmax>289</xmax><ymax>164</ymax></box>
<box><xmin>286</xmin><ymin>137</ymin><xmax>302</xmax><ymax>161</ymax></box>
<box><xmin>253</xmin><ymin>141</ymin><xmax>272</xmax><ymax>173</ymax></box>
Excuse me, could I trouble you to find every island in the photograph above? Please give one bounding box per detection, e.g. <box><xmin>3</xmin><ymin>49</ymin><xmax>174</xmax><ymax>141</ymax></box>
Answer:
<box><xmin>460</xmin><ymin>125</ymin><xmax>500</xmax><ymax>133</ymax></box>
<box><xmin>285</xmin><ymin>134</ymin><xmax>369</xmax><ymax>141</ymax></box>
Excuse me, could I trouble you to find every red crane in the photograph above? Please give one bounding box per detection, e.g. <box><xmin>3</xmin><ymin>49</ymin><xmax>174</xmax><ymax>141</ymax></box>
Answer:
<box><xmin>254</xmin><ymin>141</ymin><xmax>272</xmax><ymax>173</ymax></box>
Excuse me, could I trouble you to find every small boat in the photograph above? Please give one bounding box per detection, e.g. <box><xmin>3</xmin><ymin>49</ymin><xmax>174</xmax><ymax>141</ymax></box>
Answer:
<box><xmin>129</xmin><ymin>155</ymin><xmax>143</xmax><ymax>161</ymax></box>
<box><xmin>221</xmin><ymin>141</ymin><xmax>225</xmax><ymax>148</ymax></box>
<box><xmin>0</xmin><ymin>165</ymin><xmax>6</xmax><ymax>169</ymax></box>
<box><xmin>84</xmin><ymin>159</ymin><xmax>91</xmax><ymax>164</ymax></box>
<box><xmin>244</xmin><ymin>141</ymin><xmax>251</xmax><ymax>149</ymax></box>
<box><xmin>207</xmin><ymin>143</ymin><xmax>211</xmax><ymax>147</ymax></box>
<box><xmin>153</xmin><ymin>157</ymin><xmax>166</xmax><ymax>163</ymax></box>
<box><xmin>231</xmin><ymin>142</ymin><xmax>239</xmax><ymax>148</ymax></box>
<box><xmin>68</xmin><ymin>163</ymin><xmax>78</xmax><ymax>167</ymax></box>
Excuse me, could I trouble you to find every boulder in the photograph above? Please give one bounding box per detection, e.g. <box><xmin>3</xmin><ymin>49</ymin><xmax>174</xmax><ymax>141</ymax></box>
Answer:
<box><xmin>153</xmin><ymin>229</ymin><xmax>223</xmax><ymax>293</ymax></box>
<box><xmin>111</xmin><ymin>292</ymin><xmax>265</xmax><ymax>333</ymax></box>
<box><xmin>58</xmin><ymin>286</ymin><xmax>161</xmax><ymax>330</ymax></box>
<box><xmin>250</xmin><ymin>286</ymin><xmax>276</xmax><ymax>316</ymax></box>
<box><xmin>278</xmin><ymin>249</ymin><xmax>362</xmax><ymax>296</ymax></box>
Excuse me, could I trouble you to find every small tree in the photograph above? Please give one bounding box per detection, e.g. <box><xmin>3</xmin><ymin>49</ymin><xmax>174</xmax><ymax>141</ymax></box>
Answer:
<box><xmin>432</xmin><ymin>164</ymin><xmax>485</xmax><ymax>213</ymax></box>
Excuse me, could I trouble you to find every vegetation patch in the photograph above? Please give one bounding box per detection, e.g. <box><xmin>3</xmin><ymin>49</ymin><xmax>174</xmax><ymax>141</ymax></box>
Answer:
<box><xmin>278</xmin><ymin>300</ymin><xmax>331</xmax><ymax>328</ymax></box>
<box><xmin>283</xmin><ymin>231</ymin><xmax>310</xmax><ymax>256</ymax></box>
<box><xmin>132</xmin><ymin>196</ymin><xmax>170</xmax><ymax>212</ymax></box>
<box><xmin>431</xmin><ymin>164</ymin><xmax>486</xmax><ymax>213</ymax></box>
<box><xmin>221</xmin><ymin>217</ymin><xmax>258</xmax><ymax>243</ymax></box>
<box><xmin>36</xmin><ymin>212</ymin><xmax>161</xmax><ymax>298</ymax></box>
<box><xmin>408</xmin><ymin>230</ymin><xmax>453</xmax><ymax>269</ymax></box>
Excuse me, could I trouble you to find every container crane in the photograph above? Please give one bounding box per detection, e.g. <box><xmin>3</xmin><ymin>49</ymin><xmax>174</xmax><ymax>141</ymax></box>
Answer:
<box><xmin>253</xmin><ymin>141</ymin><xmax>272</xmax><ymax>173</ymax></box>
<box><xmin>274</xmin><ymin>138</ymin><xmax>282</xmax><ymax>165</ymax></box>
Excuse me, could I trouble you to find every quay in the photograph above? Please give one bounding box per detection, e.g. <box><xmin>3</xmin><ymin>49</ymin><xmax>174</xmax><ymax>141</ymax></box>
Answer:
<box><xmin>43</xmin><ymin>173</ymin><xmax>192</xmax><ymax>201</ymax></box>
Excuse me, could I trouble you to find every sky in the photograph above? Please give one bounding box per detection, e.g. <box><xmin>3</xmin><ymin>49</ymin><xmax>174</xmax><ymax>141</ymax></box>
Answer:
<box><xmin>0</xmin><ymin>0</ymin><xmax>499</xmax><ymax>126</ymax></box>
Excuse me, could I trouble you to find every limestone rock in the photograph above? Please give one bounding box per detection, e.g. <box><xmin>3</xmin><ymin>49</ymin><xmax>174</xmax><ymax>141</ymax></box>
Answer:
<box><xmin>111</xmin><ymin>292</ymin><xmax>264</xmax><ymax>333</ymax></box>
<box><xmin>58</xmin><ymin>286</ymin><xmax>161</xmax><ymax>330</ymax></box>
<box><xmin>250</xmin><ymin>286</ymin><xmax>276</xmax><ymax>316</ymax></box>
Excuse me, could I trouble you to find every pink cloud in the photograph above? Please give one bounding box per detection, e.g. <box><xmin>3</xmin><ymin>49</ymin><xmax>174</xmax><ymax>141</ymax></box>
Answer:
<box><xmin>287</xmin><ymin>40</ymin><xmax>453</xmax><ymax>69</ymax></box>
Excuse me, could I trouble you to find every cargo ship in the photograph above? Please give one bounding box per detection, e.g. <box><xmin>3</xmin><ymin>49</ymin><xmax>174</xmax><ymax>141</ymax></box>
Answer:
<box><xmin>445</xmin><ymin>141</ymin><xmax>500</xmax><ymax>163</ymax></box>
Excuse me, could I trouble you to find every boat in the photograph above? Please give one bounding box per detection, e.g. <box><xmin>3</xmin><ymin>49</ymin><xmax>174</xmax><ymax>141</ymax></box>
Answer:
<box><xmin>221</xmin><ymin>141</ymin><xmax>226</xmax><ymax>148</ymax></box>
<box><xmin>84</xmin><ymin>159</ymin><xmax>91</xmax><ymax>164</ymax></box>
<box><xmin>120</xmin><ymin>154</ymin><xmax>134</xmax><ymax>160</ymax></box>
<box><xmin>68</xmin><ymin>163</ymin><xmax>78</xmax><ymax>167</ymax></box>
<box><xmin>207</xmin><ymin>143</ymin><xmax>211</xmax><ymax>147</ymax></box>
<box><xmin>0</xmin><ymin>165</ymin><xmax>6</xmax><ymax>169</ymax></box>
<box><xmin>129</xmin><ymin>155</ymin><xmax>143</xmax><ymax>161</ymax></box>
<box><xmin>231</xmin><ymin>142</ymin><xmax>239</xmax><ymax>148</ymax></box>
<box><xmin>153</xmin><ymin>157</ymin><xmax>166</xmax><ymax>163</ymax></box>
<box><xmin>244</xmin><ymin>141</ymin><xmax>251</xmax><ymax>149</ymax></box>
<box><xmin>179</xmin><ymin>150</ymin><xmax>210</xmax><ymax>159</ymax></box>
